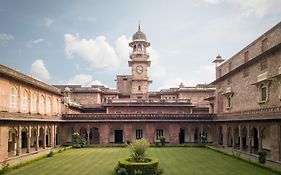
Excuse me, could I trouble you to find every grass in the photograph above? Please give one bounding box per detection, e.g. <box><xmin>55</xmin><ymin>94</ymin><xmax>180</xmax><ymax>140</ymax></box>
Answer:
<box><xmin>5</xmin><ymin>147</ymin><xmax>278</xmax><ymax>175</ymax></box>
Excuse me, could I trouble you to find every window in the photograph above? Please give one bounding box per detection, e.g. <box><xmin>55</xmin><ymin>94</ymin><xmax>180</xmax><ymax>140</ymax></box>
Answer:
<box><xmin>260</xmin><ymin>60</ymin><xmax>268</xmax><ymax>71</ymax></box>
<box><xmin>53</xmin><ymin>98</ymin><xmax>57</xmax><ymax>113</ymax></box>
<box><xmin>260</xmin><ymin>84</ymin><xmax>268</xmax><ymax>102</ymax></box>
<box><xmin>227</xmin><ymin>78</ymin><xmax>232</xmax><ymax>85</ymax></box>
<box><xmin>10</xmin><ymin>86</ymin><xmax>18</xmax><ymax>109</ymax></box>
<box><xmin>31</xmin><ymin>93</ymin><xmax>37</xmax><ymax>112</ymax></box>
<box><xmin>243</xmin><ymin>69</ymin><xmax>249</xmax><ymax>78</ymax></box>
<box><xmin>21</xmin><ymin>90</ymin><xmax>28</xmax><ymax>112</ymax></box>
<box><xmin>261</xmin><ymin>38</ymin><xmax>268</xmax><ymax>52</ymax></box>
<box><xmin>244</xmin><ymin>51</ymin><xmax>249</xmax><ymax>63</ymax></box>
<box><xmin>138</xmin><ymin>86</ymin><xmax>141</xmax><ymax>91</ymax></box>
<box><xmin>136</xmin><ymin>129</ymin><xmax>143</xmax><ymax>139</ymax></box>
<box><xmin>39</xmin><ymin>95</ymin><xmax>45</xmax><ymax>114</ymax></box>
<box><xmin>156</xmin><ymin>129</ymin><xmax>164</xmax><ymax>140</ymax></box>
<box><xmin>46</xmin><ymin>97</ymin><xmax>51</xmax><ymax>114</ymax></box>
<box><xmin>226</xmin><ymin>96</ymin><xmax>231</xmax><ymax>109</ymax></box>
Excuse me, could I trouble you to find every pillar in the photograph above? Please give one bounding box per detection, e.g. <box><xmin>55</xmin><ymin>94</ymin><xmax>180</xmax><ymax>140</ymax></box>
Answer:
<box><xmin>232</xmin><ymin>125</ymin><xmax>235</xmax><ymax>149</ymax></box>
<box><xmin>270</xmin><ymin>124</ymin><xmax>280</xmax><ymax>161</ymax></box>
<box><xmin>87</xmin><ymin>129</ymin><xmax>90</xmax><ymax>144</ymax></box>
<box><xmin>26</xmin><ymin>125</ymin><xmax>31</xmax><ymax>153</ymax></box>
<box><xmin>54</xmin><ymin>125</ymin><xmax>57</xmax><ymax>147</ymax></box>
<box><xmin>35</xmin><ymin>125</ymin><xmax>39</xmax><ymax>151</ymax></box>
<box><xmin>223</xmin><ymin>124</ymin><xmax>228</xmax><ymax>148</ymax></box>
<box><xmin>258</xmin><ymin>126</ymin><xmax>263</xmax><ymax>152</ymax></box>
<box><xmin>189</xmin><ymin>127</ymin><xmax>192</xmax><ymax>143</ymax></box>
<box><xmin>99</xmin><ymin>123</ymin><xmax>110</xmax><ymax>144</ymax></box>
<box><xmin>16</xmin><ymin>125</ymin><xmax>21</xmax><ymax>156</ymax></box>
<box><xmin>247</xmin><ymin>124</ymin><xmax>252</xmax><ymax>153</ymax></box>
<box><xmin>50</xmin><ymin>124</ymin><xmax>55</xmax><ymax>147</ymax></box>
<box><xmin>0</xmin><ymin>125</ymin><xmax>9</xmax><ymax>162</ymax></box>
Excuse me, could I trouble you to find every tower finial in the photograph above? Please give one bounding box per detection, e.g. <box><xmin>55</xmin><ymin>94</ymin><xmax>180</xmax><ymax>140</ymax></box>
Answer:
<box><xmin>138</xmin><ymin>20</ymin><xmax>141</xmax><ymax>31</ymax></box>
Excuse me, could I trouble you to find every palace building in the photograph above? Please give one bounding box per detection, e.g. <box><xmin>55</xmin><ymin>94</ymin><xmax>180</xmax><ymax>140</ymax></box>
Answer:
<box><xmin>0</xmin><ymin>22</ymin><xmax>281</xmax><ymax>164</ymax></box>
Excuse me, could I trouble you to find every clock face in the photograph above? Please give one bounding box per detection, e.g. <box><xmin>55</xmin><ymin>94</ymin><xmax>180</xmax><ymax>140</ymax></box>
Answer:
<box><xmin>136</xmin><ymin>65</ymin><xmax>143</xmax><ymax>74</ymax></box>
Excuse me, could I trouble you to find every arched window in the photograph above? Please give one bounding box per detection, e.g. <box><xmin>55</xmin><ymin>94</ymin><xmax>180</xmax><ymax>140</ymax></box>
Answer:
<box><xmin>138</xmin><ymin>86</ymin><xmax>141</xmax><ymax>91</ymax></box>
<box><xmin>259</xmin><ymin>83</ymin><xmax>268</xmax><ymax>102</ymax></box>
<box><xmin>46</xmin><ymin>97</ymin><xmax>51</xmax><ymax>114</ymax></box>
<box><xmin>31</xmin><ymin>93</ymin><xmax>37</xmax><ymax>112</ymax></box>
<box><xmin>39</xmin><ymin>95</ymin><xmax>45</xmax><ymax>114</ymax></box>
<box><xmin>53</xmin><ymin>98</ymin><xmax>57</xmax><ymax>113</ymax></box>
<box><xmin>10</xmin><ymin>86</ymin><xmax>18</xmax><ymax>109</ymax></box>
<box><xmin>21</xmin><ymin>90</ymin><xmax>29</xmax><ymax>112</ymax></box>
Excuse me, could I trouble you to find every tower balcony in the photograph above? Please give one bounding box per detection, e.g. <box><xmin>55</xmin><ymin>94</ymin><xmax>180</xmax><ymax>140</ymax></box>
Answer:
<box><xmin>129</xmin><ymin>51</ymin><xmax>149</xmax><ymax>58</ymax></box>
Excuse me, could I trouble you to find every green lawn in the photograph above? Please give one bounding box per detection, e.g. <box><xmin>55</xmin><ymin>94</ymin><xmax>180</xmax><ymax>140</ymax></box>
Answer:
<box><xmin>6</xmin><ymin>147</ymin><xmax>277</xmax><ymax>175</ymax></box>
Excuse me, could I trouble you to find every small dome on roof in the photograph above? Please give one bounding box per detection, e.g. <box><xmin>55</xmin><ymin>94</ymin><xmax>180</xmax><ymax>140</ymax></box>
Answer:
<box><xmin>132</xmin><ymin>24</ymin><xmax>147</xmax><ymax>41</ymax></box>
<box><xmin>64</xmin><ymin>87</ymin><xmax>71</xmax><ymax>92</ymax></box>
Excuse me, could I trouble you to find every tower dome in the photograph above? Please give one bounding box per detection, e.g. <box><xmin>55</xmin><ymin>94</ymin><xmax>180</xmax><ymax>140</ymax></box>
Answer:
<box><xmin>132</xmin><ymin>24</ymin><xmax>147</xmax><ymax>41</ymax></box>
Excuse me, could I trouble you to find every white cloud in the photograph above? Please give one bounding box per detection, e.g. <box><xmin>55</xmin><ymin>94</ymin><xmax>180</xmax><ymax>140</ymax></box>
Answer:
<box><xmin>32</xmin><ymin>38</ymin><xmax>44</xmax><ymax>44</ymax></box>
<box><xmin>64</xmin><ymin>33</ymin><xmax>120</xmax><ymax>69</ymax></box>
<box><xmin>0</xmin><ymin>33</ymin><xmax>14</xmax><ymax>44</ymax></box>
<box><xmin>30</xmin><ymin>59</ymin><xmax>50</xmax><ymax>80</ymax></box>
<box><xmin>45</xmin><ymin>18</ymin><xmax>53</xmax><ymax>27</ymax></box>
<box><xmin>198</xmin><ymin>0</ymin><xmax>281</xmax><ymax>17</ymax></box>
<box><xmin>67</xmin><ymin>74</ymin><xmax>107</xmax><ymax>87</ymax></box>
<box><xmin>115</xmin><ymin>35</ymin><xmax>130</xmax><ymax>62</ymax></box>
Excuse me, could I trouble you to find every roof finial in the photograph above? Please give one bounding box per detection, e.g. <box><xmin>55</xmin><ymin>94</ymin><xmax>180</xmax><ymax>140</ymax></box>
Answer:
<box><xmin>138</xmin><ymin>20</ymin><xmax>141</xmax><ymax>31</ymax></box>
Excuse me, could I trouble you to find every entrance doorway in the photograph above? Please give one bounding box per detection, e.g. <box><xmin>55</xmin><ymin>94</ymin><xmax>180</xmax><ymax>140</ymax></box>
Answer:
<box><xmin>179</xmin><ymin>129</ymin><xmax>185</xmax><ymax>144</ymax></box>
<box><xmin>252</xmin><ymin>127</ymin><xmax>259</xmax><ymax>151</ymax></box>
<box><xmin>115</xmin><ymin>130</ymin><xmax>123</xmax><ymax>143</ymax></box>
<box><xmin>21</xmin><ymin>130</ymin><xmax>27</xmax><ymax>148</ymax></box>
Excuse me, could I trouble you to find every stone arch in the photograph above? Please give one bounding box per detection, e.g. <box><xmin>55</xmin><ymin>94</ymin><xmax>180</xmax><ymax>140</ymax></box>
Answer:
<box><xmin>219</xmin><ymin>126</ymin><xmax>223</xmax><ymax>145</ymax></box>
<box><xmin>8</xmin><ymin>128</ymin><xmax>17</xmax><ymax>157</ymax></box>
<box><xmin>90</xmin><ymin>127</ymin><xmax>99</xmax><ymax>144</ymax></box>
<box><xmin>251</xmin><ymin>127</ymin><xmax>259</xmax><ymax>151</ymax></box>
<box><xmin>261</xmin><ymin>126</ymin><xmax>270</xmax><ymax>151</ymax></box>
<box><xmin>227</xmin><ymin>127</ymin><xmax>233</xmax><ymax>147</ymax></box>
<box><xmin>65</xmin><ymin>126</ymin><xmax>74</xmax><ymax>143</ymax></box>
<box><xmin>203</xmin><ymin>125</ymin><xmax>213</xmax><ymax>143</ymax></box>
<box><xmin>21</xmin><ymin>127</ymin><xmax>28</xmax><ymax>149</ymax></box>
<box><xmin>79</xmin><ymin>127</ymin><xmax>87</xmax><ymax>142</ymax></box>
<box><xmin>39</xmin><ymin>127</ymin><xmax>44</xmax><ymax>147</ymax></box>
<box><xmin>31</xmin><ymin>127</ymin><xmax>37</xmax><ymax>148</ymax></box>
<box><xmin>179</xmin><ymin>127</ymin><xmax>189</xmax><ymax>144</ymax></box>
<box><xmin>241</xmin><ymin>126</ymin><xmax>247</xmax><ymax>150</ymax></box>
<box><xmin>233</xmin><ymin>127</ymin><xmax>239</xmax><ymax>148</ymax></box>
<box><xmin>46</xmin><ymin>127</ymin><xmax>51</xmax><ymax>147</ymax></box>
<box><xmin>109</xmin><ymin>125</ymin><xmax>124</xmax><ymax>144</ymax></box>
<box><xmin>193</xmin><ymin>127</ymin><xmax>199</xmax><ymax>143</ymax></box>
<box><xmin>56</xmin><ymin>126</ymin><xmax>61</xmax><ymax>145</ymax></box>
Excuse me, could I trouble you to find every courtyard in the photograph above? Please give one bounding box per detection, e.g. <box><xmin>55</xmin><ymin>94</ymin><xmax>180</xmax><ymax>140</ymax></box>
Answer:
<box><xmin>5</xmin><ymin>147</ymin><xmax>277</xmax><ymax>175</ymax></box>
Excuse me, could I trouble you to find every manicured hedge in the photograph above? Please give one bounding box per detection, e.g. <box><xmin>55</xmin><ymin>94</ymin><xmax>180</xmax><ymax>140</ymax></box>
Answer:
<box><xmin>118</xmin><ymin>157</ymin><xmax>159</xmax><ymax>175</ymax></box>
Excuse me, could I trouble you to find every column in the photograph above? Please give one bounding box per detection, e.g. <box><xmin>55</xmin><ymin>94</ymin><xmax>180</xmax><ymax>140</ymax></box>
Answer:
<box><xmin>247</xmin><ymin>124</ymin><xmax>252</xmax><ymax>153</ymax></box>
<box><xmin>232</xmin><ymin>125</ymin><xmax>235</xmax><ymax>149</ymax></box>
<box><xmin>35</xmin><ymin>125</ymin><xmax>39</xmax><ymax>151</ymax></box>
<box><xmin>50</xmin><ymin>124</ymin><xmax>55</xmax><ymax>147</ymax></box>
<box><xmin>270</xmin><ymin>124</ymin><xmax>280</xmax><ymax>161</ymax></box>
<box><xmin>16</xmin><ymin>125</ymin><xmax>21</xmax><ymax>156</ymax></box>
<box><xmin>54</xmin><ymin>125</ymin><xmax>57</xmax><ymax>147</ymax></box>
<box><xmin>223</xmin><ymin>124</ymin><xmax>228</xmax><ymax>148</ymax></box>
<box><xmin>239</xmin><ymin>124</ymin><xmax>243</xmax><ymax>151</ymax></box>
<box><xmin>189</xmin><ymin>128</ymin><xmax>192</xmax><ymax>143</ymax></box>
<box><xmin>26</xmin><ymin>125</ymin><xmax>31</xmax><ymax>153</ymax></box>
<box><xmin>43</xmin><ymin>125</ymin><xmax>46</xmax><ymax>149</ymax></box>
<box><xmin>258</xmin><ymin>126</ymin><xmax>263</xmax><ymax>152</ymax></box>
<box><xmin>87</xmin><ymin>129</ymin><xmax>90</xmax><ymax>145</ymax></box>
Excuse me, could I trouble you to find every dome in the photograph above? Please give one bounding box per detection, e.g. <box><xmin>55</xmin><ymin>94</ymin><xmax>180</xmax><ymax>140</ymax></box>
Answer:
<box><xmin>64</xmin><ymin>87</ymin><xmax>71</xmax><ymax>92</ymax></box>
<box><xmin>132</xmin><ymin>24</ymin><xmax>147</xmax><ymax>41</ymax></box>
<box><xmin>133</xmin><ymin>30</ymin><xmax>147</xmax><ymax>41</ymax></box>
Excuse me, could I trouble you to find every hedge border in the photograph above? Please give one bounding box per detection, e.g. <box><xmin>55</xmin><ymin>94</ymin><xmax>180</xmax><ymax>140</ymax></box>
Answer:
<box><xmin>0</xmin><ymin>146</ymin><xmax>72</xmax><ymax>174</ymax></box>
<box><xmin>207</xmin><ymin>146</ymin><xmax>281</xmax><ymax>175</ymax></box>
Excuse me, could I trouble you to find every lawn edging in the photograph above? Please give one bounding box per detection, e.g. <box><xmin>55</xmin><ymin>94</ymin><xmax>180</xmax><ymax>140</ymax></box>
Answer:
<box><xmin>0</xmin><ymin>146</ymin><xmax>72</xmax><ymax>174</ymax></box>
<box><xmin>207</xmin><ymin>146</ymin><xmax>281</xmax><ymax>175</ymax></box>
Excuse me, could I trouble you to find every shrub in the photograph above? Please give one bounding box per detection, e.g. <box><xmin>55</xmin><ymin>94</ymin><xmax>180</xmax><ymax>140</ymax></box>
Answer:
<box><xmin>0</xmin><ymin>161</ymin><xmax>9</xmax><ymax>175</ymax></box>
<box><xmin>47</xmin><ymin>150</ymin><xmax>54</xmax><ymax>157</ymax></box>
<box><xmin>115</xmin><ymin>167</ymin><xmax>128</xmax><ymax>175</ymax></box>
<box><xmin>72</xmin><ymin>132</ymin><xmax>86</xmax><ymax>148</ymax></box>
<box><xmin>258</xmin><ymin>151</ymin><xmax>267</xmax><ymax>164</ymax></box>
<box><xmin>155</xmin><ymin>168</ymin><xmax>164</xmax><ymax>175</ymax></box>
<box><xmin>118</xmin><ymin>157</ymin><xmax>159</xmax><ymax>175</ymax></box>
<box><xmin>128</xmin><ymin>139</ymin><xmax>150</xmax><ymax>162</ymax></box>
<box><xmin>158</xmin><ymin>137</ymin><xmax>166</xmax><ymax>146</ymax></box>
<box><xmin>134</xmin><ymin>169</ymin><xmax>142</xmax><ymax>175</ymax></box>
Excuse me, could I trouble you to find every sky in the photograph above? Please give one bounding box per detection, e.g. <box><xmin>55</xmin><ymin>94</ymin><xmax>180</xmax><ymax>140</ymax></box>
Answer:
<box><xmin>0</xmin><ymin>0</ymin><xmax>281</xmax><ymax>90</ymax></box>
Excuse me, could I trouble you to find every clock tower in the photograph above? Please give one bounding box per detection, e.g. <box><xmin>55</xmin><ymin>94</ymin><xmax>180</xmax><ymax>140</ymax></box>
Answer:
<box><xmin>129</xmin><ymin>25</ymin><xmax>152</xmax><ymax>99</ymax></box>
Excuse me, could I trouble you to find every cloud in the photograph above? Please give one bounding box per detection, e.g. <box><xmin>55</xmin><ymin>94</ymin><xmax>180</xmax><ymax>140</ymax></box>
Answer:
<box><xmin>45</xmin><ymin>18</ymin><xmax>53</xmax><ymax>27</ymax></box>
<box><xmin>115</xmin><ymin>35</ymin><xmax>130</xmax><ymax>62</ymax></box>
<box><xmin>30</xmin><ymin>59</ymin><xmax>50</xmax><ymax>80</ymax></box>
<box><xmin>64</xmin><ymin>33</ymin><xmax>120</xmax><ymax>69</ymax></box>
<box><xmin>198</xmin><ymin>0</ymin><xmax>281</xmax><ymax>17</ymax></box>
<box><xmin>27</xmin><ymin>38</ymin><xmax>44</xmax><ymax>48</ymax></box>
<box><xmin>67</xmin><ymin>74</ymin><xmax>107</xmax><ymax>87</ymax></box>
<box><xmin>0</xmin><ymin>33</ymin><xmax>14</xmax><ymax>45</ymax></box>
